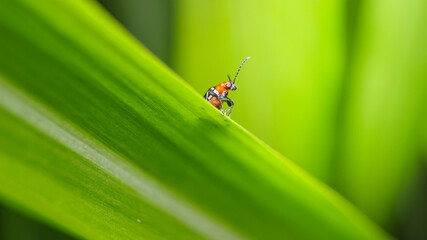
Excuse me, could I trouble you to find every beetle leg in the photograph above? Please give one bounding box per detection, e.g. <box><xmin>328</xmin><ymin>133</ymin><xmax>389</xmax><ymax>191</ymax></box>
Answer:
<box><xmin>223</xmin><ymin>98</ymin><xmax>234</xmax><ymax>117</ymax></box>
<box><xmin>226</xmin><ymin>106</ymin><xmax>233</xmax><ymax>117</ymax></box>
<box><xmin>219</xmin><ymin>100</ymin><xmax>225</xmax><ymax>114</ymax></box>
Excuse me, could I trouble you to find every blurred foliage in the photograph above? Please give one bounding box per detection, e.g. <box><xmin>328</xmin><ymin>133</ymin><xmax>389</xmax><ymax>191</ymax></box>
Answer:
<box><xmin>97</xmin><ymin>0</ymin><xmax>172</xmax><ymax>63</ymax></box>
<box><xmin>0</xmin><ymin>0</ymin><xmax>392</xmax><ymax>239</ymax></box>
<box><xmin>334</xmin><ymin>0</ymin><xmax>427</xmax><ymax>226</ymax></box>
<box><xmin>0</xmin><ymin>203</ymin><xmax>73</xmax><ymax>240</ymax></box>
<box><xmin>393</xmin><ymin>167</ymin><xmax>427</xmax><ymax>240</ymax></box>
<box><xmin>1</xmin><ymin>0</ymin><xmax>426</xmax><ymax>239</ymax></box>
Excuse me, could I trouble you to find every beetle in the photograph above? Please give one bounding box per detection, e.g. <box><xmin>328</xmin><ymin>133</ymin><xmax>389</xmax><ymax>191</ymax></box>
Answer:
<box><xmin>204</xmin><ymin>56</ymin><xmax>250</xmax><ymax>117</ymax></box>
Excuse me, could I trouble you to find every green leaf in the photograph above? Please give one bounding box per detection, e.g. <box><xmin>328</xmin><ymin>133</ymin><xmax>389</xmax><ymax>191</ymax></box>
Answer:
<box><xmin>0</xmin><ymin>0</ymin><xmax>390</xmax><ymax>239</ymax></box>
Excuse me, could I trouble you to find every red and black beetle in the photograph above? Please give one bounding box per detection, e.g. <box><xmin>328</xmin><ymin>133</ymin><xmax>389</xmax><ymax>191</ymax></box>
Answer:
<box><xmin>204</xmin><ymin>56</ymin><xmax>250</xmax><ymax>117</ymax></box>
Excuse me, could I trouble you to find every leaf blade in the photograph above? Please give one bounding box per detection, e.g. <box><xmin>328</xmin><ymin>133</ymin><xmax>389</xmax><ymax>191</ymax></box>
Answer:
<box><xmin>0</xmin><ymin>0</ymin><xmax>390</xmax><ymax>239</ymax></box>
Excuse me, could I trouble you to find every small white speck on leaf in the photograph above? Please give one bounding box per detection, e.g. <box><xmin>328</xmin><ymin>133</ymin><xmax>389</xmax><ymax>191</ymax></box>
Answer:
<box><xmin>137</xmin><ymin>219</ymin><xmax>141</xmax><ymax>223</ymax></box>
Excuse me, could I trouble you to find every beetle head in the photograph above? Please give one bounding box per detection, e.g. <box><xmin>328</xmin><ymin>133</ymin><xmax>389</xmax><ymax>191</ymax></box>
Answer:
<box><xmin>226</xmin><ymin>74</ymin><xmax>237</xmax><ymax>91</ymax></box>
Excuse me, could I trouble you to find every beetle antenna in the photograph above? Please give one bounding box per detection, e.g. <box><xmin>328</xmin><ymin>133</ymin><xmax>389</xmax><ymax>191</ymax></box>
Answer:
<box><xmin>233</xmin><ymin>56</ymin><xmax>250</xmax><ymax>83</ymax></box>
<box><xmin>227</xmin><ymin>74</ymin><xmax>232</xmax><ymax>82</ymax></box>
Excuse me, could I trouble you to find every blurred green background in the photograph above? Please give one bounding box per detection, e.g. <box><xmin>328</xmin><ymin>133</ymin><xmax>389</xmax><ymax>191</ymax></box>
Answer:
<box><xmin>1</xmin><ymin>0</ymin><xmax>426</xmax><ymax>239</ymax></box>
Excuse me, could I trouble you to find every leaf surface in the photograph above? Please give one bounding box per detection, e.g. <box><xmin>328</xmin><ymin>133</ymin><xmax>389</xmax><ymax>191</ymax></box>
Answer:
<box><xmin>0</xmin><ymin>0</ymin><xmax>390</xmax><ymax>239</ymax></box>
